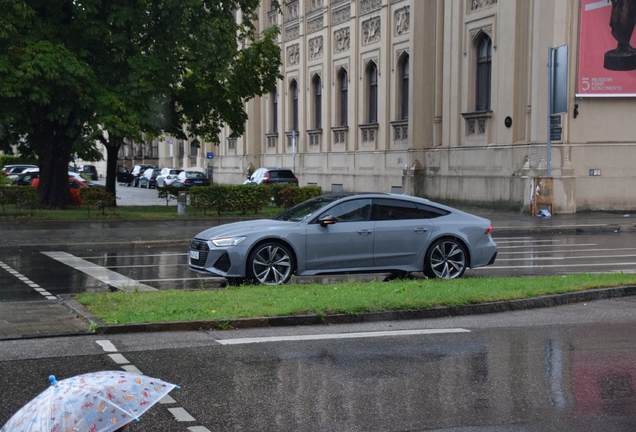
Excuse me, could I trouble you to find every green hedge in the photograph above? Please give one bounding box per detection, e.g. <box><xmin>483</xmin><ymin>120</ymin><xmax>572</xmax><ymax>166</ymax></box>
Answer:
<box><xmin>0</xmin><ymin>186</ymin><xmax>39</xmax><ymax>214</ymax></box>
<box><xmin>78</xmin><ymin>188</ymin><xmax>116</xmax><ymax>215</ymax></box>
<box><xmin>187</xmin><ymin>184</ymin><xmax>322</xmax><ymax>216</ymax></box>
<box><xmin>0</xmin><ymin>155</ymin><xmax>37</xmax><ymax>167</ymax></box>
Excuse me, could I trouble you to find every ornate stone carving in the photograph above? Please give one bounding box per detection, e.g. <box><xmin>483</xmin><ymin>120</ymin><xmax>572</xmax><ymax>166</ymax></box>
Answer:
<box><xmin>286</xmin><ymin>1</ymin><xmax>299</xmax><ymax>21</ymax></box>
<box><xmin>362</xmin><ymin>17</ymin><xmax>381</xmax><ymax>45</ymax></box>
<box><xmin>395</xmin><ymin>7</ymin><xmax>409</xmax><ymax>35</ymax></box>
<box><xmin>332</xmin><ymin>6</ymin><xmax>351</xmax><ymax>25</ymax></box>
<box><xmin>360</xmin><ymin>0</ymin><xmax>381</xmax><ymax>15</ymax></box>
<box><xmin>309</xmin><ymin>36</ymin><xmax>324</xmax><ymax>59</ymax></box>
<box><xmin>470</xmin><ymin>0</ymin><xmax>497</xmax><ymax>11</ymax></box>
<box><xmin>307</xmin><ymin>15</ymin><xmax>324</xmax><ymax>34</ymax></box>
<box><xmin>285</xmin><ymin>25</ymin><xmax>300</xmax><ymax>41</ymax></box>
<box><xmin>287</xmin><ymin>44</ymin><xmax>300</xmax><ymax>65</ymax></box>
<box><xmin>334</xmin><ymin>27</ymin><xmax>350</xmax><ymax>53</ymax></box>
<box><xmin>469</xmin><ymin>25</ymin><xmax>493</xmax><ymax>43</ymax></box>
<box><xmin>309</xmin><ymin>0</ymin><xmax>323</xmax><ymax>11</ymax></box>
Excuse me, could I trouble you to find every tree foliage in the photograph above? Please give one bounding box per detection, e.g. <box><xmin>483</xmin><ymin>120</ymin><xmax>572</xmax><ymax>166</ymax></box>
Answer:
<box><xmin>0</xmin><ymin>0</ymin><xmax>282</xmax><ymax>206</ymax></box>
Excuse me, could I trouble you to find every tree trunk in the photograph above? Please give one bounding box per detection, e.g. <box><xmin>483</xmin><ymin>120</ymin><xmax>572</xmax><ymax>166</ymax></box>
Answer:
<box><xmin>105</xmin><ymin>139</ymin><xmax>122</xmax><ymax>204</ymax></box>
<box><xmin>31</xmin><ymin>118</ymin><xmax>76</xmax><ymax>208</ymax></box>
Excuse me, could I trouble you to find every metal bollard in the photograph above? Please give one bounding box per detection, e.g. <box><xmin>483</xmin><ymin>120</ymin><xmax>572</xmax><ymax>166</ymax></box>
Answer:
<box><xmin>177</xmin><ymin>191</ymin><xmax>187</xmax><ymax>216</ymax></box>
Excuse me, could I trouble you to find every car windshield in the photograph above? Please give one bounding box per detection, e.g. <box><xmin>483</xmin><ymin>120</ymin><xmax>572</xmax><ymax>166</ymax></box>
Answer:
<box><xmin>273</xmin><ymin>195</ymin><xmax>342</xmax><ymax>222</ymax></box>
<box><xmin>186</xmin><ymin>172</ymin><xmax>206</xmax><ymax>178</ymax></box>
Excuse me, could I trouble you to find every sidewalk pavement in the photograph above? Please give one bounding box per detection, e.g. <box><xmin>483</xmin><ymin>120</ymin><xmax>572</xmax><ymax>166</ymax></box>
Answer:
<box><xmin>1</xmin><ymin>207</ymin><xmax>635</xmax><ymax>340</ymax></box>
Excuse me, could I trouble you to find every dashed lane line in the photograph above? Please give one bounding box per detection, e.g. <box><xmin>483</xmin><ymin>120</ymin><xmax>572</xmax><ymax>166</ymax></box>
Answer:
<box><xmin>0</xmin><ymin>260</ymin><xmax>56</xmax><ymax>300</ymax></box>
<box><xmin>97</xmin><ymin>339</ymin><xmax>204</xmax><ymax>429</ymax></box>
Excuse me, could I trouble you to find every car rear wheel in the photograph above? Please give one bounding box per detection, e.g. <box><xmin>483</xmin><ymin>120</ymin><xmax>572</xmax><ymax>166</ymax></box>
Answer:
<box><xmin>424</xmin><ymin>238</ymin><xmax>467</xmax><ymax>279</ymax></box>
<box><xmin>247</xmin><ymin>242</ymin><xmax>294</xmax><ymax>285</ymax></box>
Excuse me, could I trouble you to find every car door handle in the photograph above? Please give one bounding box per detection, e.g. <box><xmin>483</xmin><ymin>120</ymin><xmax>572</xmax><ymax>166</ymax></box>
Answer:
<box><xmin>357</xmin><ymin>230</ymin><xmax>373</xmax><ymax>235</ymax></box>
<box><xmin>413</xmin><ymin>228</ymin><xmax>428</xmax><ymax>233</ymax></box>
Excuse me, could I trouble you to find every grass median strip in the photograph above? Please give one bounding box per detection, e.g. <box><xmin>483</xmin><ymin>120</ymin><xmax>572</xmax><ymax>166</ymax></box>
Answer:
<box><xmin>76</xmin><ymin>273</ymin><xmax>636</xmax><ymax>325</ymax></box>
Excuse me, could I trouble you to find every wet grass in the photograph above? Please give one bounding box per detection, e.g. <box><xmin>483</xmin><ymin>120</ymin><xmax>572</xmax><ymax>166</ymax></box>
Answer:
<box><xmin>77</xmin><ymin>273</ymin><xmax>636</xmax><ymax>325</ymax></box>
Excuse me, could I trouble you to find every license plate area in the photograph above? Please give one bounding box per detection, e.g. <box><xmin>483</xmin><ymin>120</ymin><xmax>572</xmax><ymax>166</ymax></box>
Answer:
<box><xmin>189</xmin><ymin>250</ymin><xmax>200</xmax><ymax>260</ymax></box>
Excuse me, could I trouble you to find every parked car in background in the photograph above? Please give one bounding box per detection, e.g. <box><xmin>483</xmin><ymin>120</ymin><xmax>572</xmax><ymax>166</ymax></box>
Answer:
<box><xmin>244</xmin><ymin>167</ymin><xmax>298</xmax><ymax>185</ymax></box>
<box><xmin>31</xmin><ymin>177</ymin><xmax>88</xmax><ymax>205</ymax></box>
<box><xmin>156</xmin><ymin>168</ymin><xmax>183</xmax><ymax>187</ymax></box>
<box><xmin>129</xmin><ymin>164</ymin><xmax>156</xmax><ymax>187</ymax></box>
<box><xmin>189</xmin><ymin>193</ymin><xmax>498</xmax><ymax>285</ymax></box>
<box><xmin>2</xmin><ymin>164</ymin><xmax>38</xmax><ymax>179</ymax></box>
<box><xmin>10</xmin><ymin>168</ymin><xmax>90</xmax><ymax>186</ymax></box>
<box><xmin>173</xmin><ymin>171</ymin><xmax>211</xmax><ymax>188</ymax></box>
<box><xmin>78</xmin><ymin>164</ymin><xmax>98</xmax><ymax>181</ymax></box>
<box><xmin>139</xmin><ymin>168</ymin><xmax>161</xmax><ymax>189</ymax></box>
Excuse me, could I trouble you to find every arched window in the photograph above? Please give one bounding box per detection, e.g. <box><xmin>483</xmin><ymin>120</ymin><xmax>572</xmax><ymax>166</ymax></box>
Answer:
<box><xmin>272</xmin><ymin>86</ymin><xmax>278</xmax><ymax>133</ymax></box>
<box><xmin>290</xmin><ymin>79</ymin><xmax>298</xmax><ymax>131</ymax></box>
<box><xmin>399</xmin><ymin>54</ymin><xmax>409</xmax><ymax>120</ymax></box>
<box><xmin>476</xmin><ymin>34</ymin><xmax>492</xmax><ymax>111</ymax></box>
<box><xmin>366</xmin><ymin>62</ymin><xmax>378</xmax><ymax>124</ymax></box>
<box><xmin>338</xmin><ymin>69</ymin><xmax>348</xmax><ymax>126</ymax></box>
<box><xmin>313</xmin><ymin>75</ymin><xmax>322</xmax><ymax>129</ymax></box>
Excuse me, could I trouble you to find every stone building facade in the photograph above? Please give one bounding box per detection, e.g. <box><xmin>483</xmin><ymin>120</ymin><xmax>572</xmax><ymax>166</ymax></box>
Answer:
<box><xmin>116</xmin><ymin>0</ymin><xmax>636</xmax><ymax>213</ymax></box>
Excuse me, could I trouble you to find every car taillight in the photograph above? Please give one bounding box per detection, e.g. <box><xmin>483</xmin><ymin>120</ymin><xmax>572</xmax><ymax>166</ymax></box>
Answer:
<box><xmin>485</xmin><ymin>225</ymin><xmax>492</xmax><ymax>235</ymax></box>
<box><xmin>184</xmin><ymin>179</ymin><xmax>192</xmax><ymax>183</ymax></box>
<box><xmin>167</xmin><ymin>175</ymin><xmax>172</xmax><ymax>179</ymax></box>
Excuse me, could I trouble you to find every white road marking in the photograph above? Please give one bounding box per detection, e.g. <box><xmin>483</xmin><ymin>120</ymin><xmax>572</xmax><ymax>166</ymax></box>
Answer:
<box><xmin>160</xmin><ymin>394</ymin><xmax>177</xmax><ymax>404</ymax></box>
<box><xmin>136</xmin><ymin>277</ymin><xmax>221</xmax><ymax>283</ymax></box>
<box><xmin>497</xmin><ymin>253</ymin><xmax>636</xmax><ymax>262</ymax></box>
<box><xmin>108</xmin><ymin>353</ymin><xmax>130</xmax><ymax>364</ymax></box>
<box><xmin>96</xmin><ymin>340</ymin><xmax>118</xmax><ymax>352</ymax></box>
<box><xmin>500</xmin><ymin>247</ymin><xmax>636</xmax><ymax>255</ymax></box>
<box><xmin>79</xmin><ymin>253</ymin><xmax>187</xmax><ymax>259</ymax></box>
<box><xmin>216</xmin><ymin>328</ymin><xmax>471</xmax><ymax>345</ymax></box>
<box><xmin>477</xmin><ymin>261</ymin><xmax>636</xmax><ymax>270</ymax></box>
<box><xmin>498</xmin><ymin>243</ymin><xmax>597</xmax><ymax>250</ymax></box>
<box><xmin>122</xmin><ymin>364</ymin><xmax>143</xmax><ymax>375</ymax></box>
<box><xmin>0</xmin><ymin>260</ymin><xmax>52</xmax><ymax>300</ymax></box>
<box><xmin>168</xmin><ymin>407</ymin><xmax>196</xmax><ymax>422</ymax></box>
<box><xmin>42</xmin><ymin>251</ymin><xmax>157</xmax><ymax>291</ymax></box>
<box><xmin>188</xmin><ymin>427</ymin><xmax>212</xmax><ymax>432</ymax></box>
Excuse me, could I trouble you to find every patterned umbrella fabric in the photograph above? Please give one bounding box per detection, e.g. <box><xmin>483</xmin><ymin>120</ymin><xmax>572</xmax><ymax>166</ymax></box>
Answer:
<box><xmin>1</xmin><ymin>371</ymin><xmax>177</xmax><ymax>432</ymax></box>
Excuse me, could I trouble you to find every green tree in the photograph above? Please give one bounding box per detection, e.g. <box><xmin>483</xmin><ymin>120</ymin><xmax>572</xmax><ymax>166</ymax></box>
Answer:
<box><xmin>0</xmin><ymin>0</ymin><xmax>281</xmax><ymax>206</ymax></box>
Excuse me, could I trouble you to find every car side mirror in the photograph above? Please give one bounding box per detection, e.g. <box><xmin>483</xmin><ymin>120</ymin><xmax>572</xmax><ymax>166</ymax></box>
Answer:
<box><xmin>319</xmin><ymin>215</ymin><xmax>338</xmax><ymax>227</ymax></box>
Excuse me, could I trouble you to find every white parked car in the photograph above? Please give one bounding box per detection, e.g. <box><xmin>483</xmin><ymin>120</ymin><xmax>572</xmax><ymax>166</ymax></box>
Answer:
<box><xmin>156</xmin><ymin>168</ymin><xmax>184</xmax><ymax>187</ymax></box>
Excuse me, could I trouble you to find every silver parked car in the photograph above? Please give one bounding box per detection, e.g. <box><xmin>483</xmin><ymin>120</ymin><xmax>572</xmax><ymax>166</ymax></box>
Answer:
<box><xmin>156</xmin><ymin>167</ymin><xmax>183</xmax><ymax>187</ymax></box>
<box><xmin>189</xmin><ymin>193</ymin><xmax>497</xmax><ymax>285</ymax></box>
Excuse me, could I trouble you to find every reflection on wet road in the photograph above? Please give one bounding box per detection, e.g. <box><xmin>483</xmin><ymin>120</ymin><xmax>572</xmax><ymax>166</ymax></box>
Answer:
<box><xmin>2</xmin><ymin>233</ymin><xmax>636</xmax><ymax>301</ymax></box>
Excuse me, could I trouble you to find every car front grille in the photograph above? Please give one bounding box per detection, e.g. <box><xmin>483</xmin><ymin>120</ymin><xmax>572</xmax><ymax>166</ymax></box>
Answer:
<box><xmin>190</xmin><ymin>239</ymin><xmax>210</xmax><ymax>267</ymax></box>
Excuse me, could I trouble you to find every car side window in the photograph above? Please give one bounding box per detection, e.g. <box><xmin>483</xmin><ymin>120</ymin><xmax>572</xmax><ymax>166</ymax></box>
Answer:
<box><xmin>323</xmin><ymin>199</ymin><xmax>372</xmax><ymax>222</ymax></box>
<box><xmin>373</xmin><ymin>198</ymin><xmax>421</xmax><ymax>220</ymax></box>
<box><xmin>415</xmin><ymin>203</ymin><xmax>450</xmax><ymax>218</ymax></box>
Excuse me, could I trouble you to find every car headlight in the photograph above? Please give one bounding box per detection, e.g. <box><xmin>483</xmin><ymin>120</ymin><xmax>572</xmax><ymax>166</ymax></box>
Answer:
<box><xmin>212</xmin><ymin>237</ymin><xmax>246</xmax><ymax>247</ymax></box>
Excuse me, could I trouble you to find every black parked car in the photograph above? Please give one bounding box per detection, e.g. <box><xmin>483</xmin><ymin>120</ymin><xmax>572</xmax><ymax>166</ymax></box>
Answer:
<box><xmin>128</xmin><ymin>164</ymin><xmax>156</xmax><ymax>187</ymax></box>
<box><xmin>117</xmin><ymin>165</ymin><xmax>134</xmax><ymax>184</ymax></box>
<box><xmin>79</xmin><ymin>164</ymin><xmax>98</xmax><ymax>181</ymax></box>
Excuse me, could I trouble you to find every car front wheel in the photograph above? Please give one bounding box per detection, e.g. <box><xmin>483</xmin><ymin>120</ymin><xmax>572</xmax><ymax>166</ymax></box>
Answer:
<box><xmin>424</xmin><ymin>238</ymin><xmax>467</xmax><ymax>279</ymax></box>
<box><xmin>247</xmin><ymin>242</ymin><xmax>294</xmax><ymax>285</ymax></box>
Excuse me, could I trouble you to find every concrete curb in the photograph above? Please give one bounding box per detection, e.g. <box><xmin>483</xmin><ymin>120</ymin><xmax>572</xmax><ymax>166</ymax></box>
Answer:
<box><xmin>60</xmin><ymin>286</ymin><xmax>636</xmax><ymax>336</ymax></box>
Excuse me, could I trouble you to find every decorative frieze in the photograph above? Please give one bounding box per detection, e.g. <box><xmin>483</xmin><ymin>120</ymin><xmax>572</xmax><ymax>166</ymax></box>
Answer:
<box><xmin>307</xmin><ymin>15</ymin><xmax>324</xmax><ymax>34</ymax></box>
<box><xmin>334</xmin><ymin>27</ymin><xmax>350</xmax><ymax>53</ymax></box>
<box><xmin>470</xmin><ymin>0</ymin><xmax>497</xmax><ymax>11</ymax></box>
<box><xmin>395</xmin><ymin>7</ymin><xmax>409</xmax><ymax>35</ymax></box>
<box><xmin>285</xmin><ymin>1</ymin><xmax>299</xmax><ymax>22</ymax></box>
<box><xmin>360</xmin><ymin>0</ymin><xmax>381</xmax><ymax>15</ymax></box>
<box><xmin>332</xmin><ymin>6</ymin><xmax>351</xmax><ymax>25</ymax></box>
<box><xmin>469</xmin><ymin>25</ymin><xmax>493</xmax><ymax>42</ymax></box>
<box><xmin>309</xmin><ymin>0</ymin><xmax>323</xmax><ymax>11</ymax></box>
<box><xmin>287</xmin><ymin>44</ymin><xmax>300</xmax><ymax>65</ymax></box>
<box><xmin>309</xmin><ymin>36</ymin><xmax>324</xmax><ymax>59</ymax></box>
<box><xmin>268</xmin><ymin>10</ymin><xmax>278</xmax><ymax>28</ymax></box>
<box><xmin>362</xmin><ymin>17</ymin><xmax>381</xmax><ymax>45</ymax></box>
<box><xmin>285</xmin><ymin>25</ymin><xmax>300</xmax><ymax>41</ymax></box>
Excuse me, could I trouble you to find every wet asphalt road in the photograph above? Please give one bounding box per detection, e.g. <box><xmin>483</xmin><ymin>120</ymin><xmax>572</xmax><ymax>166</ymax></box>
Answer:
<box><xmin>3</xmin><ymin>233</ymin><xmax>636</xmax><ymax>302</ymax></box>
<box><xmin>1</xmin><ymin>298</ymin><xmax>635</xmax><ymax>431</ymax></box>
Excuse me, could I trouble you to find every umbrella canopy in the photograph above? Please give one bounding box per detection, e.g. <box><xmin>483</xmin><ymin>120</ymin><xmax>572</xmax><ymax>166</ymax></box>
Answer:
<box><xmin>1</xmin><ymin>371</ymin><xmax>177</xmax><ymax>432</ymax></box>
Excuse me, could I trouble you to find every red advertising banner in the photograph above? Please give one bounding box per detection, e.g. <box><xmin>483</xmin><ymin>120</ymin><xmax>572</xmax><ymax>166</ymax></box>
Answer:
<box><xmin>579</xmin><ymin>0</ymin><xmax>636</xmax><ymax>96</ymax></box>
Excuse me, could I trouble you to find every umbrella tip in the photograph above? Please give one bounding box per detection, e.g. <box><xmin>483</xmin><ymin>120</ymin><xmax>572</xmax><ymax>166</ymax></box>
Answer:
<box><xmin>49</xmin><ymin>375</ymin><xmax>58</xmax><ymax>386</ymax></box>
